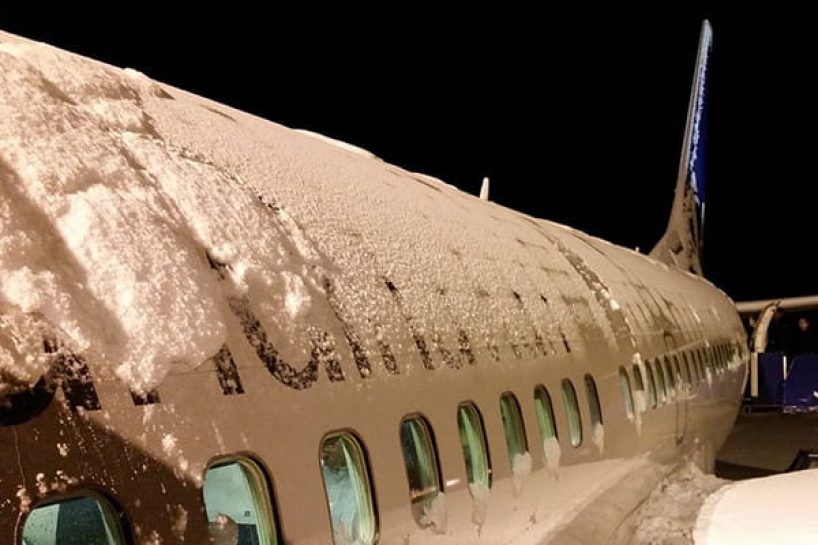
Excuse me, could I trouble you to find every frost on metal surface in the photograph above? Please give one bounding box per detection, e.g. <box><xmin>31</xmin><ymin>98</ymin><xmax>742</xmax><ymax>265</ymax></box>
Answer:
<box><xmin>0</xmin><ymin>31</ymin><xmax>729</xmax><ymax>398</ymax></box>
<box><xmin>543</xmin><ymin>436</ymin><xmax>562</xmax><ymax>472</ymax></box>
<box><xmin>418</xmin><ymin>492</ymin><xmax>447</xmax><ymax>534</ymax></box>
<box><xmin>468</xmin><ymin>482</ymin><xmax>490</xmax><ymax>527</ymax></box>
<box><xmin>208</xmin><ymin>514</ymin><xmax>238</xmax><ymax>545</ymax></box>
<box><xmin>0</xmin><ymin>305</ymin><xmax>59</xmax><ymax>395</ymax></box>
<box><xmin>0</xmin><ymin>33</ymin><xmax>560</xmax><ymax>394</ymax></box>
<box><xmin>630</xmin><ymin>462</ymin><xmax>726</xmax><ymax>545</ymax></box>
<box><xmin>632</xmin><ymin>390</ymin><xmax>646</xmax><ymax>434</ymax></box>
<box><xmin>591</xmin><ymin>422</ymin><xmax>605</xmax><ymax>454</ymax></box>
<box><xmin>511</xmin><ymin>451</ymin><xmax>533</xmax><ymax>497</ymax></box>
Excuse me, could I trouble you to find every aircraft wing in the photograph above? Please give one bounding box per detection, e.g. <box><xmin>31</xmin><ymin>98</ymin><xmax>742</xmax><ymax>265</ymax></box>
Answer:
<box><xmin>735</xmin><ymin>295</ymin><xmax>818</xmax><ymax>316</ymax></box>
<box><xmin>694</xmin><ymin>469</ymin><xmax>818</xmax><ymax>545</ymax></box>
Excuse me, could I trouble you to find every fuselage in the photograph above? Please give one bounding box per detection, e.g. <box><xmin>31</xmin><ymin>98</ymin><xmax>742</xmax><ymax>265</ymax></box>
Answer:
<box><xmin>0</xmin><ymin>30</ymin><xmax>748</xmax><ymax>545</ymax></box>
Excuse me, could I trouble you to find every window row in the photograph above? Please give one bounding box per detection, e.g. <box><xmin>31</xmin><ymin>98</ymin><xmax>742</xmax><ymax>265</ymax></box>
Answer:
<box><xmin>22</xmin><ymin>339</ymin><xmax>743</xmax><ymax>544</ymax></box>
<box><xmin>20</xmin><ymin>378</ymin><xmax>605</xmax><ymax>545</ymax></box>
<box><xmin>617</xmin><ymin>341</ymin><xmax>739</xmax><ymax>417</ymax></box>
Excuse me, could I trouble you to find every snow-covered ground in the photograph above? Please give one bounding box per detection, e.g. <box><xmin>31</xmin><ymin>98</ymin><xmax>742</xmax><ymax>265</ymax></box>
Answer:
<box><xmin>629</xmin><ymin>463</ymin><xmax>727</xmax><ymax>545</ymax></box>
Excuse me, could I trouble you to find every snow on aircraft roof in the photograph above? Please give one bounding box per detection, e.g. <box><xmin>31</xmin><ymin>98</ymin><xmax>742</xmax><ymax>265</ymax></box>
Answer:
<box><xmin>0</xmin><ymin>30</ymin><xmax>724</xmax><ymax>395</ymax></box>
<box><xmin>694</xmin><ymin>469</ymin><xmax>818</xmax><ymax>545</ymax></box>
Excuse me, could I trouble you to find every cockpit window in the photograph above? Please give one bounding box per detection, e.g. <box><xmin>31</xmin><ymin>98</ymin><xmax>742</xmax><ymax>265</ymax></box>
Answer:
<box><xmin>320</xmin><ymin>432</ymin><xmax>377</xmax><ymax>545</ymax></box>
<box><xmin>400</xmin><ymin>416</ymin><xmax>443</xmax><ymax>526</ymax></box>
<box><xmin>22</xmin><ymin>495</ymin><xmax>127</xmax><ymax>545</ymax></box>
<box><xmin>203</xmin><ymin>457</ymin><xmax>279</xmax><ymax>545</ymax></box>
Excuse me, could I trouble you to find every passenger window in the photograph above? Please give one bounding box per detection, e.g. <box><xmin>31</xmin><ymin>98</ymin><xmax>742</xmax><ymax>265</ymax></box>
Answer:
<box><xmin>400</xmin><ymin>416</ymin><xmax>442</xmax><ymax>526</ymax></box>
<box><xmin>561</xmin><ymin>379</ymin><xmax>583</xmax><ymax>447</ymax></box>
<box><xmin>653</xmin><ymin>360</ymin><xmax>667</xmax><ymax>403</ymax></box>
<box><xmin>534</xmin><ymin>385</ymin><xmax>558</xmax><ymax>442</ymax></box>
<box><xmin>499</xmin><ymin>392</ymin><xmax>529</xmax><ymax>464</ymax></box>
<box><xmin>663</xmin><ymin>357</ymin><xmax>676</xmax><ymax>398</ymax></box>
<box><xmin>619</xmin><ymin>367</ymin><xmax>634</xmax><ymax>419</ymax></box>
<box><xmin>632</xmin><ymin>364</ymin><xmax>645</xmax><ymax>393</ymax></box>
<box><xmin>644</xmin><ymin>362</ymin><xmax>658</xmax><ymax>408</ymax></box>
<box><xmin>672</xmin><ymin>355</ymin><xmax>685</xmax><ymax>387</ymax></box>
<box><xmin>702</xmin><ymin>347</ymin><xmax>714</xmax><ymax>377</ymax></box>
<box><xmin>584</xmin><ymin>374</ymin><xmax>604</xmax><ymax>426</ymax></box>
<box><xmin>203</xmin><ymin>458</ymin><xmax>279</xmax><ymax>545</ymax></box>
<box><xmin>458</xmin><ymin>402</ymin><xmax>492</xmax><ymax>491</ymax></box>
<box><xmin>320</xmin><ymin>432</ymin><xmax>377</xmax><ymax>545</ymax></box>
<box><xmin>22</xmin><ymin>495</ymin><xmax>127</xmax><ymax>545</ymax></box>
<box><xmin>686</xmin><ymin>352</ymin><xmax>698</xmax><ymax>384</ymax></box>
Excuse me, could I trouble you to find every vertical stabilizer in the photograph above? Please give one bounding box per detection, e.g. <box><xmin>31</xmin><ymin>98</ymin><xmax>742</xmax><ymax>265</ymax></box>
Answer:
<box><xmin>650</xmin><ymin>20</ymin><xmax>713</xmax><ymax>275</ymax></box>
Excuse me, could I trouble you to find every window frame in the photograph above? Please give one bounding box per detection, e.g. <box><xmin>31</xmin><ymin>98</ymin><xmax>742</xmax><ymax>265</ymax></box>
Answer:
<box><xmin>20</xmin><ymin>489</ymin><xmax>132</xmax><ymax>545</ymax></box>
<box><xmin>534</xmin><ymin>384</ymin><xmax>559</xmax><ymax>443</ymax></box>
<box><xmin>686</xmin><ymin>351</ymin><xmax>698</xmax><ymax>384</ymax></box>
<box><xmin>319</xmin><ymin>430</ymin><xmax>379</xmax><ymax>545</ymax></box>
<box><xmin>663</xmin><ymin>356</ymin><xmax>676</xmax><ymax>399</ymax></box>
<box><xmin>457</xmin><ymin>401</ymin><xmax>493</xmax><ymax>491</ymax></box>
<box><xmin>707</xmin><ymin>344</ymin><xmax>718</xmax><ymax>375</ymax></box>
<box><xmin>618</xmin><ymin>367</ymin><xmax>635</xmax><ymax>420</ymax></box>
<box><xmin>499</xmin><ymin>391</ymin><xmax>530</xmax><ymax>464</ymax></box>
<box><xmin>202</xmin><ymin>453</ymin><xmax>281</xmax><ymax>545</ymax></box>
<box><xmin>653</xmin><ymin>359</ymin><xmax>667</xmax><ymax>403</ymax></box>
<box><xmin>399</xmin><ymin>413</ymin><xmax>443</xmax><ymax>525</ymax></box>
<box><xmin>561</xmin><ymin>378</ymin><xmax>584</xmax><ymax>447</ymax></box>
<box><xmin>584</xmin><ymin>374</ymin><xmax>604</xmax><ymax>427</ymax></box>
<box><xmin>644</xmin><ymin>361</ymin><xmax>658</xmax><ymax>408</ymax></box>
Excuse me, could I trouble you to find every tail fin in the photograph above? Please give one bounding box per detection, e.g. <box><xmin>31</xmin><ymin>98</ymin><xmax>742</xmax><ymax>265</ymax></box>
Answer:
<box><xmin>650</xmin><ymin>20</ymin><xmax>713</xmax><ymax>275</ymax></box>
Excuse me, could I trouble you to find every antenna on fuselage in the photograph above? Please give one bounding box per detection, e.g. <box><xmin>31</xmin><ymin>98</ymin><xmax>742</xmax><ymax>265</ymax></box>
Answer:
<box><xmin>479</xmin><ymin>177</ymin><xmax>490</xmax><ymax>201</ymax></box>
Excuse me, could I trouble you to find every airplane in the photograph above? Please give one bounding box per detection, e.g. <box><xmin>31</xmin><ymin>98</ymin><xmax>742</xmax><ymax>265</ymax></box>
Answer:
<box><xmin>0</xmin><ymin>20</ymin><xmax>752</xmax><ymax>545</ymax></box>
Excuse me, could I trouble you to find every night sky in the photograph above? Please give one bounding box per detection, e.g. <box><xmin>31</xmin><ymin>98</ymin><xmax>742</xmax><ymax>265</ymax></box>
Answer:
<box><xmin>2</xmin><ymin>5</ymin><xmax>815</xmax><ymax>302</ymax></box>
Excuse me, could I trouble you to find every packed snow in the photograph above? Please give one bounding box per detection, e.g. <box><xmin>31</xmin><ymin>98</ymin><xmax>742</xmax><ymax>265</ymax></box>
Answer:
<box><xmin>592</xmin><ymin>422</ymin><xmax>605</xmax><ymax>453</ymax></box>
<box><xmin>543</xmin><ymin>436</ymin><xmax>562</xmax><ymax>472</ymax></box>
<box><xmin>468</xmin><ymin>482</ymin><xmax>491</xmax><ymax>527</ymax></box>
<box><xmin>630</xmin><ymin>462</ymin><xmax>727</xmax><ymax>545</ymax></box>
<box><xmin>511</xmin><ymin>451</ymin><xmax>533</xmax><ymax>496</ymax></box>
<box><xmin>418</xmin><ymin>492</ymin><xmax>447</xmax><ymax>534</ymax></box>
<box><xmin>0</xmin><ymin>30</ymin><xmax>732</xmax><ymax>396</ymax></box>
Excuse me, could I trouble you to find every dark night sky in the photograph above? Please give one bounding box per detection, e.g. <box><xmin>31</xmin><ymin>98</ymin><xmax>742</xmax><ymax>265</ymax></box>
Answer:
<box><xmin>2</xmin><ymin>5</ymin><xmax>815</xmax><ymax>302</ymax></box>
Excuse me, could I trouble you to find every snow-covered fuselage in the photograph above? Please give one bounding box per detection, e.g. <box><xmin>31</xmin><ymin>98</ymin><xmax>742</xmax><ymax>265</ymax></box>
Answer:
<box><xmin>0</xmin><ymin>30</ymin><xmax>747</xmax><ymax>544</ymax></box>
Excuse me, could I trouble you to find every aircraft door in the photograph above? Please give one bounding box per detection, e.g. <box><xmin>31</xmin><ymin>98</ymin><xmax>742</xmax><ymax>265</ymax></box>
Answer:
<box><xmin>676</xmin><ymin>353</ymin><xmax>689</xmax><ymax>444</ymax></box>
<box><xmin>664</xmin><ymin>334</ymin><xmax>687</xmax><ymax>444</ymax></box>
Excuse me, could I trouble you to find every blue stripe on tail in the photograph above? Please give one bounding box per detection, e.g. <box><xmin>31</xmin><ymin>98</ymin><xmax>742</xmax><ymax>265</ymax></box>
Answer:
<box><xmin>688</xmin><ymin>24</ymin><xmax>712</xmax><ymax>215</ymax></box>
